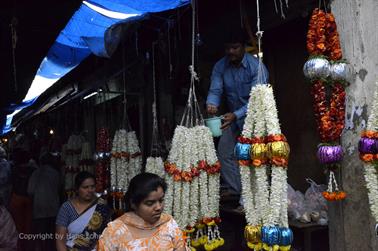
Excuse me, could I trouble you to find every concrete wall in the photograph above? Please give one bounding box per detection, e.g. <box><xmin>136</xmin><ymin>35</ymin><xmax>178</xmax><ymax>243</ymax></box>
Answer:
<box><xmin>329</xmin><ymin>0</ymin><xmax>378</xmax><ymax>250</ymax></box>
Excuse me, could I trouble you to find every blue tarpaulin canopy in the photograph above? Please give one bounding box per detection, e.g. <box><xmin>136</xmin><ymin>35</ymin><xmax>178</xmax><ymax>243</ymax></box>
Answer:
<box><xmin>2</xmin><ymin>0</ymin><xmax>189</xmax><ymax>135</ymax></box>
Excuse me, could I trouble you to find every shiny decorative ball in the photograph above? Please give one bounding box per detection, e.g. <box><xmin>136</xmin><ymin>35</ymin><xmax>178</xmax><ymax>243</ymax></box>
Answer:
<box><xmin>250</xmin><ymin>143</ymin><xmax>268</xmax><ymax>160</ymax></box>
<box><xmin>267</xmin><ymin>141</ymin><xmax>290</xmax><ymax>159</ymax></box>
<box><xmin>317</xmin><ymin>145</ymin><xmax>343</xmax><ymax>164</ymax></box>
<box><xmin>303</xmin><ymin>57</ymin><xmax>331</xmax><ymax>79</ymax></box>
<box><xmin>235</xmin><ymin>143</ymin><xmax>251</xmax><ymax>160</ymax></box>
<box><xmin>330</xmin><ymin>61</ymin><xmax>354</xmax><ymax>83</ymax></box>
<box><xmin>358</xmin><ymin>137</ymin><xmax>378</xmax><ymax>154</ymax></box>
<box><xmin>261</xmin><ymin>226</ymin><xmax>280</xmax><ymax>246</ymax></box>
<box><xmin>244</xmin><ymin>225</ymin><xmax>261</xmax><ymax>244</ymax></box>
<box><xmin>279</xmin><ymin>227</ymin><xmax>294</xmax><ymax>246</ymax></box>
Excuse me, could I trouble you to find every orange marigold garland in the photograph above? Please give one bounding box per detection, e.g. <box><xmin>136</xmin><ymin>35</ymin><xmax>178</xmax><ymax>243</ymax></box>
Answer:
<box><xmin>304</xmin><ymin>8</ymin><xmax>352</xmax><ymax>201</ymax></box>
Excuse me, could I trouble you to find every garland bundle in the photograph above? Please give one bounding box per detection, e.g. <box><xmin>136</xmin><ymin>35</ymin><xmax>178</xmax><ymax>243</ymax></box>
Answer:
<box><xmin>164</xmin><ymin>125</ymin><xmax>223</xmax><ymax>251</ymax></box>
<box><xmin>303</xmin><ymin>8</ymin><xmax>353</xmax><ymax>201</ymax></box>
<box><xmin>235</xmin><ymin>84</ymin><xmax>292</xmax><ymax>251</ymax></box>
<box><xmin>358</xmin><ymin>82</ymin><xmax>378</xmax><ymax>232</ymax></box>
<box><xmin>145</xmin><ymin>157</ymin><xmax>165</xmax><ymax>178</ymax></box>
<box><xmin>110</xmin><ymin>129</ymin><xmax>142</xmax><ymax>190</ymax></box>
<box><xmin>79</xmin><ymin>142</ymin><xmax>94</xmax><ymax>173</ymax></box>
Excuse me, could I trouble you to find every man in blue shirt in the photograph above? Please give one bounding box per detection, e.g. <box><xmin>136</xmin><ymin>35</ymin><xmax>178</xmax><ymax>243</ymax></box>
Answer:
<box><xmin>206</xmin><ymin>29</ymin><xmax>269</xmax><ymax>203</ymax></box>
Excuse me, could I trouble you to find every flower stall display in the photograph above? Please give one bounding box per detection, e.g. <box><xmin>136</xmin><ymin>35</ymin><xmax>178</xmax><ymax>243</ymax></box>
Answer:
<box><xmin>359</xmin><ymin>82</ymin><xmax>378</xmax><ymax>233</ymax></box>
<box><xmin>235</xmin><ymin>84</ymin><xmax>292</xmax><ymax>251</ymax></box>
<box><xmin>303</xmin><ymin>8</ymin><xmax>352</xmax><ymax>201</ymax></box>
<box><xmin>95</xmin><ymin>128</ymin><xmax>111</xmax><ymax>193</ymax></box>
<box><xmin>110</xmin><ymin>129</ymin><xmax>142</xmax><ymax>191</ymax></box>
<box><xmin>164</xmin><ymin>125</ymin><xmax>223</xmax><ymax>251</ymax></box>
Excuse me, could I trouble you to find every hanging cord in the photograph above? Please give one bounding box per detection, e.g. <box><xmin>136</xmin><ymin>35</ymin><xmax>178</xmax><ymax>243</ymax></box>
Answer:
<box><xmin>255</xmin><ymin>0</ymin><xmax>268</xmax><ymax>85</ymax></box>
<box><xmin>121</xmin><ymin>46</ymin><xmax>132</xmax><ymax>131</ymax></box>
<box><xmin>319</xmin><ymin>0</ymin><xmax>328</xmax><ymax>12</ymax></box>
<box><xmin>180</xmin><ymin>0</ymin><xmax>204</xmax><ymax>127</ymax></box>
<box><xmin>150</xmin><ymin>42</ymin><xmax>161</xmax><ymax>156</ymax></box>
<box><xmin>167</xmin><ymin>21</ymin><xmax>173</xmax><ymax>79</ymax></box>
<box><xmin>10</xmin><ymin>17</ymin><xmax>18</xmax><ymax>92</ymax></box>
<box><xmin>135</xmin><ymin>30</ymin><xmax>139</xmax><ymax>57</ymax></box>
<box><xmin>273</xmin><ymin>0</ymin><xmax>288</xmax><ymax>18</ymax></box>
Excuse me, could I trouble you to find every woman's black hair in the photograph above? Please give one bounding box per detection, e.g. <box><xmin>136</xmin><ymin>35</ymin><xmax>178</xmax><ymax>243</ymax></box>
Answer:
<box><xmin>124</xmin><ymin>172</ymin><xmax>167</xmax><ymax>212</ymax></box>
<box><xmin>74</xmin><ymin>171</ymin><xmax>96</xmax><ymax>190</ymax></box>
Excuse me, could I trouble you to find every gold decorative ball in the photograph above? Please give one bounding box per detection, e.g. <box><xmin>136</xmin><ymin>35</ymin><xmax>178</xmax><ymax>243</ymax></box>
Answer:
<box><xmin>267</xmin><ymin>141</ymin><xmax>290</xmax><ymax>159</ymax></box>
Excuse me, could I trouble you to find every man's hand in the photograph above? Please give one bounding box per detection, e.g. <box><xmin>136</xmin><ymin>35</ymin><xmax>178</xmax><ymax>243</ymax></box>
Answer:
<box><xmin>220</xmin><ymin>112</ymin><xmax>236</xmax><ymax>129</ymax></box>
<box><xmin>207</xmin><ymin>104</ymin><xmax>218</xmax><ymax>116</ymax></box>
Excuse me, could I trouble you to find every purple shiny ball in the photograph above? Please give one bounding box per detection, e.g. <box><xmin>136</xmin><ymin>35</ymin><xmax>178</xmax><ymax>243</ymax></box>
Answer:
<box><xmin>358</xmin><ymin>137</ymin><xmax>377</xmax><ymax>154</ymax></box>
<box><xmin>317</xmin><ymin>145</ymin><xmax>343</xmax><ymax>164</ymax></box>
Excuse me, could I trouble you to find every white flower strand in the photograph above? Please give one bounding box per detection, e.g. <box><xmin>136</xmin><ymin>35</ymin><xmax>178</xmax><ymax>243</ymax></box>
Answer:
<box><xmin>253</xmin><ymin>85</ymin><xmax>270</xmax><ymax>225</ymax></box>
<box><xmin>145</xmin><ymin>157</ymin><xmax>165</xmax><ymax>178</ymax></box>
<box><xmin>362</xmin><ymin>82</ymin><xmax>378</xmax><ymax>223</ymax></box>
<box><xmin>364</xmin><ymin>164</ymin><xmax>378</xmax><ymax>222</ymax></box>
<box><xmin>240</xmin><ymin>85</ymin><xmax>261</xmax><ymax>226</ymax></box>
<box><xmin>202</xmin><ymin>125</ymin><xmax>220</xmax><ymax>218</ymax></box>
<box><xmin>262</xmin><ymin>84</ymin><xmax>290</xmax><ymax>227</ymax></box>
<box><xmin>188</xmin><ymin>127</ymin><xmax>201</xmax><ymax>225</ymax></box>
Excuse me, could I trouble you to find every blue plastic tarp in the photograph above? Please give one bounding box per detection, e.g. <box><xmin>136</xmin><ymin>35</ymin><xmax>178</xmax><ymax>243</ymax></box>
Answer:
<box><xmin>2</xmin><ymin>0</ymin><xmax>189</xmax><ymax>134</ymax></box>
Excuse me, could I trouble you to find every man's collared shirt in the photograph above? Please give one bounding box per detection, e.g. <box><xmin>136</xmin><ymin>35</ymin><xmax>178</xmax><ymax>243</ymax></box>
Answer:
<box><xmin>206</xmin><ymin>53</ymin><xmax>269</xmax><ymax>131</ymax></box>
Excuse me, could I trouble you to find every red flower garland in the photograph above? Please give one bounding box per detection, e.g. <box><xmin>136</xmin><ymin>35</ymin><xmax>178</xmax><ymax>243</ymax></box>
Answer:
<box><xmin>306</xmin><ymin>8</ymin><xmax>347</xmax><ymax>201</ymax></box>
<box><xmin>164</xmin><ymin>160</ymin><xmax>221</xmax><ymax>182</ymax></box>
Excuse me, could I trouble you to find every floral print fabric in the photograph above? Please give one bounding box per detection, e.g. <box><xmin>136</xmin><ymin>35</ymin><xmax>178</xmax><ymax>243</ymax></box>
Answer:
<box><xmin>98</xmin><ymin>212</ymin><xmax>187</xmax><ymax>251</ymax></box>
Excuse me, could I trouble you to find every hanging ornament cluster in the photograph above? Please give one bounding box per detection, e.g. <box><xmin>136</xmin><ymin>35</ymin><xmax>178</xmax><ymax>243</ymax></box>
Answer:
<box><xmin>95</xmin><ymin>128</ymin><xmax>111</xmax><ymax>192</ymax></box>
<box><xmin>359</xmin><ymin>82</ymin><xmax>378</xmax><ymax>233</ymax></box>
<box><xmin>110</xmin><ymin>129</ymin><xmax>142</xmax><ymax>190</ymax></box>
<box><xmin>235</xmin><ymin>84</ymin><xmax>292</xmax><ymax>251</ymax></box>
<box><xmin>79</xmin><ymin>142</ymin><xmax>94</xmax><ymax>174</ymax></box>
<box><xmin>303</xmin><ymin>8</ymin><xmax>353</xmax><ymax>201</ymax></box>
<box><xmin>164</xmin><ymin>126</ymin><xmax>223</xmax><ymax>251</ymax></box>
<box><xmin>108</xmin><ymin>187</ymin><xmax>126</xmax><ymax>218</ymax></box>
<box><xmin>62</xmin><ymin>134</ymin><xmax>85</xmax><ymax>197</ymax></box>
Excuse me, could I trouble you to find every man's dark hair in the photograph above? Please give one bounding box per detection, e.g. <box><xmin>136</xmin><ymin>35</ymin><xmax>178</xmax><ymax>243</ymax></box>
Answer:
<box><xmin>124</xmin><ymin>172</ymin><xmax>167</xmax><ymax>211</ymax></box>
<box><xmin>224</xmin><ymin>25</ymin><xmax>247</xmax><ymax>45</ymax></box>
<box><xmin>74</xmin><ymin>171</ymin><xmax>96</xmax><ymax>190</ymax></box>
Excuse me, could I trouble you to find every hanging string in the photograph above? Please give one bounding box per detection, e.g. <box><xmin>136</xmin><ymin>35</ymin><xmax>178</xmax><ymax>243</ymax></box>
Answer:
<box><xmin>319</xmin><ymin>0</ymin><xmax>328</xmax><ymax>12</ymax></box>
<box><xmin>239</xmin><ymin>0</ymin><xmax>244</xmax><ymax>28</ymax></box>
<box><xmin>167</xmin><ymin>21</ymin><xmax>173</xmax><ymax>79</ymax></box>
<box><xmin>180</xmin><ymin>0</ymin><xmax>202</xmax><ymax>127</ymax></box>
<box><xmin>151</xmin><ymin>42</ymin><xmax>161</xmax><ymax>156</ymax></box>
<box><xmin>273</xmin><ymin>0</ymin><xmax>288</xmax><ymax>18</ymax></box>
<box><xmin>135</xmin><ymin>30</ymin><xmax>139</xmax><ymax>57</ymax></box>
<box><xmin>10</xmin><ymin>17</ymin><xmax>18</xmax><ymax>92</ymax></box>
<box><xmin>256</xmin><ymin>0</ymin><xmax>268</xmax><ymax>85</ymax></box>
<box><xmin>121</xmin><ymin>46</ymin><xmax>131</xmax><ymax>131</ymax></box>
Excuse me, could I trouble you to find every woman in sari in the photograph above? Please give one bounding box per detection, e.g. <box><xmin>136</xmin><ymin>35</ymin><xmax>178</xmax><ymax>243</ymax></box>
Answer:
<box><xmin>98</xmin><ymin>172</ymin><xmax>187</xmax><ymax>251</ymax></box>
<box><xmin>55</xmin><ymin>171</ymin><xmax>110</xmax><ymax>251</ymax></box>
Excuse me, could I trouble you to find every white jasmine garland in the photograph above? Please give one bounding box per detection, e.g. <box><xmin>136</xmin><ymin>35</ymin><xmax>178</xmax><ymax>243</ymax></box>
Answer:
<box><xmin>252</xmin><ymin>85</ymin><xmax>270</xmax><ymax>225</ymax></box>
<box><xmin>202</xmin><ymin>126</ymin><xmax>220</xmax><ymax>218</ymax></box>
<box><xmin>262</xmin><ymin>84</ymin><xmax>290</xmax><ymax>227</ymax></box>
<box><xmin>145</xmin><ymin>157</ymin><xmax>165</xmax><ymax>178</ymax></box>
<box><xmin>362</xmin><ymin>82</ymin><xmax>378</xmax><ymax>224</ymax></box>
<box><xmin>240</xmin><ymin>85</ymin><xmax>261</xmax><ymax>226</ymax></box>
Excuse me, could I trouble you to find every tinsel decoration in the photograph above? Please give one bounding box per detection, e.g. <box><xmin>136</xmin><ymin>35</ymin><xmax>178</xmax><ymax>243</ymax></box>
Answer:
<box><xmin>304</xmin><ymin>8</ymin><xmax>352</xmax><ymax>201</ymax></box>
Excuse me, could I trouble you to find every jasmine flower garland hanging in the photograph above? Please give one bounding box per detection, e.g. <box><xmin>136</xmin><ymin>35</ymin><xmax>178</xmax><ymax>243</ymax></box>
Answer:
<box><xmin>358</xmin><ymin>82</ymin><xmax>378</xmax><ymax>233</ymax></box>
<box><xmin>164</xmin><ymin>125</ymin><xmax>223</xmax><ymax>251</ymax></box>
<box><xmin>235</xmin><ymin>84</ymin><xmax>293</xmax><ymax>251</ymax></box>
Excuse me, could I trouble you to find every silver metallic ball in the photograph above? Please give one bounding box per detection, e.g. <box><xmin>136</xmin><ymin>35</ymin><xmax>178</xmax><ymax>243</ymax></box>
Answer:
<box><xmin>303</xmin><ymin>57</ymin><xmax>331</xmax><ymax>79</ymax></box>
<box><xmin>330</xmin><ymin>62</ymin><xmax>354</xmax><ymax>83</ymax></box>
